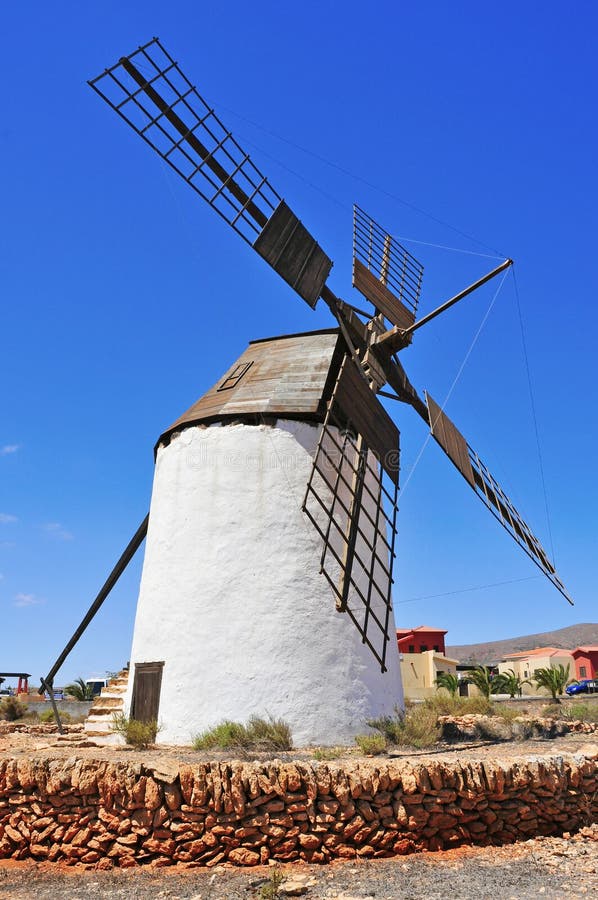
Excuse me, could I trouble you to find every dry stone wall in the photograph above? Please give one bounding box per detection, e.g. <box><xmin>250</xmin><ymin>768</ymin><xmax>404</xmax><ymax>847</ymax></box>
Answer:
<box><xmin>0</xmin><ymin>751</ymin><xmax>596</xmax><ymax>868</ymax></box>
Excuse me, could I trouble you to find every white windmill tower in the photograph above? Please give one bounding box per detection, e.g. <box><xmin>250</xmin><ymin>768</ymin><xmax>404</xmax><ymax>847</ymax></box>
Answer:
<box><xmin>40</xmin><ymin>39</ymin><xmax>573</xmax><ymax>744</ymax></box>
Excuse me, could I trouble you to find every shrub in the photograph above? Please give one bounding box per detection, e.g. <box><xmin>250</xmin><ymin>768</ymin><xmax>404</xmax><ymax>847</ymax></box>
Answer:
<box><xmin>562</xmin><ymin>703</ymin><xmax>598</xmax><ymax>724</ymax></box>
<box><xmin>259</xmin><ymin>867</ymin><xmax>284</xmax><ymax>899</ymax></box>
<box><xmin>112</xmin><ymin>714</ymin><xmax>160</xmax><ymax>748</ymax></box>
<box><xmin>366</xmin><ymin>711</ymin><xmax>405</xmax><ymax>744</ymax></box>
<box><xmin>39</xmin><ymin>709</ymin><xmax>72</xmax><ymax>723</ymax></box>
<box><xmin>0</xmin><ymin>697</ymin><xmax>27</xmax><ymax>721</ymax></box>
<box><xmin>355</xmin><ymin>733</ymin><xmax>387</xmax><ymax>755</ymax></box>
<box><xmin>397</xmin><ymin>705</ymin><xmax>442</xmax><ymax>748</ymax></box>
<box><xmin>367</xmin><ymin>706</ymin><xmax>440</xmax><ymax>749</ymax></box>
<box><xmin>192</xmin><ymin>716</ymin><xmax>292</xmax><ymax>753</ymax></box>
<box><xmin>312</xmin><ymin>747</ymin><xmax>344</xmax><ymax>761</ymax></box>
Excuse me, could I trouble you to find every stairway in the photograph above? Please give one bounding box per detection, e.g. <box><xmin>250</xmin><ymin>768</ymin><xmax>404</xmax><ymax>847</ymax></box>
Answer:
<box><xmin>84</xmin><ymin>669</ymin><xmax>129</xmax><ymax>744</ymax></box>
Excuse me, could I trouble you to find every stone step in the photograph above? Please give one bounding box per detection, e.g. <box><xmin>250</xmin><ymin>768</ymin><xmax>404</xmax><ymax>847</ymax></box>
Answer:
<box><xmin>84</xmin><ymin>671</ymin><xmax>128</xmax><ymax>740</ymax></box>
<box><xmin>89</xmin><ymin>697</ymin><xmax>124</xmax><ymax>711</ymax></box>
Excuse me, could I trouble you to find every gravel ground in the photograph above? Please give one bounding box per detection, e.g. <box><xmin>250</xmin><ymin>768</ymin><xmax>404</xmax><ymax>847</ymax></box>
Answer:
<box><xmin>1</xmin><ymin>828</ymin><xmax>597</xmax><ymax>900</ymax></box>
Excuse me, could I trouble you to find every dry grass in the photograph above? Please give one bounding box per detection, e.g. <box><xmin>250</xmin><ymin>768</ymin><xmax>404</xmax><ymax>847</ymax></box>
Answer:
<box><xmin>192</xmin><ymin>716</ymin><xmax>292</xmax><ymax>753</ymax></box>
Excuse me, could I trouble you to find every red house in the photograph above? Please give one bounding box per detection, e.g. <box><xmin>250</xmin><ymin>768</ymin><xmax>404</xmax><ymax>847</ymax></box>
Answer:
<box><xmin>571</xmin><ymin>646</ymin><xmax>598</xmax><ymax>680</ymax></box>
<box><xmin>396</xmin><ymin>625</ymin><xmax>447</xmax><ymax>656</ymax></box>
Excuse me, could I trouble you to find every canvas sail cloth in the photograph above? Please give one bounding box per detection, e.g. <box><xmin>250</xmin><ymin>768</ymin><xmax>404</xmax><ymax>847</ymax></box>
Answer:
<box><xmin>124</xmin><ymin>329</ymin><xmax>403</xmax><ymax>745</ymax></box>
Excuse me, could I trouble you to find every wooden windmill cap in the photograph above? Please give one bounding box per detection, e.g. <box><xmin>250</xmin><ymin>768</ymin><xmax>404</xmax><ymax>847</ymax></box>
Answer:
<box><xmin>156</xmin><ymin>329</ymin><xmax>346</xmax><ymax>451</ymax></box>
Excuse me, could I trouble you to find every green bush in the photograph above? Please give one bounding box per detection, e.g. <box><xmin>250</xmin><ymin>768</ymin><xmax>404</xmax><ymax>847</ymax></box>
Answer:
<box><xmin>367</xmin><ymin>697</ymin><xmax>496</xmax><ymax>750</ymax></box>
<box><xmin>0</xmin><ymin>697</ymin><xmax>27</xmax><ymax>721</ymax></box>
<box><xmin>192</xmin><ymin>716</ymin><xmax>292</xmax><ymax>753</ymax></box>
<box><xmin>355</xmin><ymin>733</ymin><xmax>387</xmax><ymax>755</ymax></box>
<box><xmin>112</xmin><ymin>713</ymin><xmax>160</xmax><ymax>749</ymax></box>
<box><xmin>39</xmin><ymin>709</ymin><xmax>72</xmax><ymax>724</ymax></box>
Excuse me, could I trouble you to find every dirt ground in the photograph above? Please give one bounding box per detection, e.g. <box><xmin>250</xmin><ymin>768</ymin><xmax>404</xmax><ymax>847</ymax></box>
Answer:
<box><xmin>1</xmin><ymin>726</ymin><xmax>597</xmax><ymax>767</ymax></box>
<box><xmin>1</xmin><ymin>730</ymin><xmax>597</xmax><ymax>899</ymax></box>
<box><xmin>1</xmin><ymin>828</ymin><xmax>597</xmax><ymax>900</ymax></box>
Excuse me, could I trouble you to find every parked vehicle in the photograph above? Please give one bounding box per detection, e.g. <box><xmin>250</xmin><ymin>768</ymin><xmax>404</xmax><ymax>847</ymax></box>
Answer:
<box><xmin>565</xmin><ymin>678</ymin><xmax>598</xmax><ymax>696</ymax></box>
<box><xmin>85</xmin><ymin>678</ymin><xmax>108</xmax><ymax>697</ymax></box>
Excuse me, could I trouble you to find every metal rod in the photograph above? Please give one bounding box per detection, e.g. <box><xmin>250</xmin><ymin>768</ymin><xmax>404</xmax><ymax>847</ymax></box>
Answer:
<box><xmin>402</xmin><ymin>258</ymin><xmax>513</xmax><ymax>337</ymax></box>
<box><xmin>39</xmin><ymin>514</ymin><xmax>149</xmax><ymax>694</ymax></box>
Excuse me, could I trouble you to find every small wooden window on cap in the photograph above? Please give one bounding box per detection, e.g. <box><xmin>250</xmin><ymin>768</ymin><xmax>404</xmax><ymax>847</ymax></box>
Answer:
<box><xmin>217</xmin><ymin>361</ymin><xmax>253</xmax><ymax>392</ymax></box>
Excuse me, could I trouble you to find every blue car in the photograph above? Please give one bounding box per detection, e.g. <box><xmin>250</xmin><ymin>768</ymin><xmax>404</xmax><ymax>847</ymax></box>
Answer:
<box><xmin>565</xmin><ymin>679</ymin><xmax>598</xmax><ymax>696</ymax></box>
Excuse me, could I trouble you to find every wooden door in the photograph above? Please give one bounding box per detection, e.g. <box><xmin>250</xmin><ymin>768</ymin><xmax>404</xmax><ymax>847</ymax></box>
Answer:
<box><xmin>131</xmin><ymin>661</ymin><xmax>164</xmax><ymax>723</ymax></box>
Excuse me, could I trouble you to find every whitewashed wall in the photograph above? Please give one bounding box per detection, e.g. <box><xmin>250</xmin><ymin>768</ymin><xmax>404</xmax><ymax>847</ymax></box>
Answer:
<box><xmin>125</xmin><ymin>420</ymin><xmax>403</xmax><ymax>746</ymax></box>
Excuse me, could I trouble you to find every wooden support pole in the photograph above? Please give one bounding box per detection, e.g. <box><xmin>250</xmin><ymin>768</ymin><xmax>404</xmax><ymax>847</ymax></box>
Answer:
<box><xmin>39</xmin><ymin>514</ymin><xmax>149</xmax><ymax>695</ymax></box>
<box><xmin>375</xmin><ymin>259</ymin><xmax>513</xmax><ymax>353</ymax></box>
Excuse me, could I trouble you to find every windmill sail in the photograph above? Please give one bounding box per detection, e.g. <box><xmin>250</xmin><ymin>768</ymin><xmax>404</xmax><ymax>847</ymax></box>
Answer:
<box><xmin>352</xmin><ymin>205</ymin><xmax>424</xmax><ymax>330</ymax></box>
<box><xmin>303</xmin><ymin>357</ymin><xmax>400</xmax><ymax>671</ymax></box>
<box><xmin>425</xmin><ymin>393</ymin><xmax>573</xmax><ymax>605</ymax></box>
<box><xmin>89</xmin><ymin>38</ymin><xmax>331</xmax><ymax>307</ymax></box>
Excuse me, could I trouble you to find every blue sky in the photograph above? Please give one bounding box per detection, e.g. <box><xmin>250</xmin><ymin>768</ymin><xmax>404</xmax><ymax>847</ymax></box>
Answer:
<box><xmin>1</xmin><ymin>1</ymin><xmax>596</xmax><ymax>687</ymax></box>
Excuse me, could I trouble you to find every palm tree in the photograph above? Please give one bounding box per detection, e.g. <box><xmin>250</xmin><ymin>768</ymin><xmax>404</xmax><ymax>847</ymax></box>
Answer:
<box><xmin>533</xmin><ymin>664</ymin><xmax>571</xmax><ymax>702</ymax></box>
<box><xmin>435</xmin><ymin>671</ymin><xmax>460</xmax><ymax>697</ymax></box>
<box><xmin>493</xmin><ymin>669</ymin><xmax>531</xmax><ymax>698</ymax></box>
<box><xmin>464</xmin><ymin>666</ymin><xmax>495</xmax><ymax>699</ymax></box>
<box><xmin>64</xmin><ymin>677</ymin><xmax>94</xmax><ymax>701</ymax></box>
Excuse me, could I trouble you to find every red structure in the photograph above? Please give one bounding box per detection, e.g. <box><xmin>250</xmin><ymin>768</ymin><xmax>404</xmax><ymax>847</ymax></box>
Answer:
<box><xmin>0</xmin><ymin>672</ymin><xmax>30</xmax><ymax>695</ymax></box>
<box><xmin>396</xmin><ymin>626</ymin><xmax>447</xmax><ymax>655</ymax></box>
<box><xmin>571</xmin><ymin>647</ymin><xmax>598</xmax><ymax>680</ymax></box>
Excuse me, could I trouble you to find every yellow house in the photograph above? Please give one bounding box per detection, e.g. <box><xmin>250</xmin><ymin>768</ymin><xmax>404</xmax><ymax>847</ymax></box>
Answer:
<box><xmin>498</xmin><ymin>647</ymin><xmax>574</xmax><ymax>695</ymax></box>
<box><xmin>400</xmin><ymin>649</ymin><xmax>461</xmax><ymax>700</ymax></box>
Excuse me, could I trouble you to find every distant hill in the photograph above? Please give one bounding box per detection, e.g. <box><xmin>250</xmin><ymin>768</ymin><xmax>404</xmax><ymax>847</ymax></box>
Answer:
<box><xmin>446</xmin><ymin>623</ymin><xmax>598</xmax><ymax>665</ymax></box>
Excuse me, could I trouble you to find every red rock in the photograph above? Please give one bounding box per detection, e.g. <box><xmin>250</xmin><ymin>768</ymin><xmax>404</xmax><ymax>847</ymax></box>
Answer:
<box><xmin>116</xmin><ymin>833</ymin><xmax>138</xmax><ymax>846</ymax></box>
<box><xmin>4</xmin><ymin>825</ymin><xmax>23</xmax><ymax>844</ymax></box>
<box><xmin>227</xmin><ymin>846</ymin><xmax>260</xmax><ymax>866</ymax></box>
<box><xmin>298</xmin><ymin>833</ymin><xmax>320</xmax><ymax>850</ymax></box>
<box><xmin>142</xmin><ymin>838</ymin><xmax>176</xmax><ymax>856</ymax></box>
<box><xmin>144</xmin><ymin>777</ymin><xmax>162</xmax><ymax>810</ymax></box>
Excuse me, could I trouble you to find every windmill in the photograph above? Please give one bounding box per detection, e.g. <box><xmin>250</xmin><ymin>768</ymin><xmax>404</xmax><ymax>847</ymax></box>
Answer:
<box><xmin>41</xmin><ymin>39</ymin><xmax>572</xmax><ymax>745</ymax></box>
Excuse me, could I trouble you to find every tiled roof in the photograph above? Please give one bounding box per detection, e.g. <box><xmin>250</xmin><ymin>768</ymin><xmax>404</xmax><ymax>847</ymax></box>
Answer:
<box><xmin>504</xmin><ymin>646</ymin><xmax>573</xmax><ymax>658</ymax></box>
<box><xmin>396</xmin><ymin>625</ymin><xmax>448</xmax><ymax>635</ymax></box>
